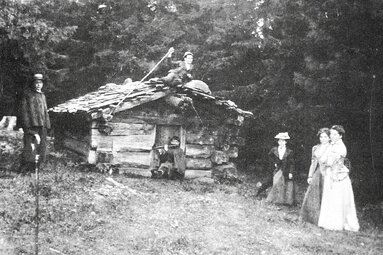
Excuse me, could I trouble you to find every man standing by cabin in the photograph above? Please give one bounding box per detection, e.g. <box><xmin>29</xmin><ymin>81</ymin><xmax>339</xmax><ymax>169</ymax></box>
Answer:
<box><xmin>150</xmin><ymin>136</ymin><xmax>186</xmax><ymax>180</ymax></box>
<box><xmin>153</xmin><ymin>47</ymin><xmax>194</xmax><ymax>87</ymax></box>
<box><xmin>18</xmin><ymin>74</ymin><xmax>51</xmax><ymax>174</ymax></box>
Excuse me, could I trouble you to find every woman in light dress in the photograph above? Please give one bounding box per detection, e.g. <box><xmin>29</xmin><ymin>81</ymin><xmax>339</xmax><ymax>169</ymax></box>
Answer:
<box><xmin>318</xmin><ymin>125</ymin><xmax>359</xmax><ymax>231</ymax></box>
<box><xmin>300</xmin><ymin>128</ymin><xmax>331</xmax><ymax>224</ymax></box>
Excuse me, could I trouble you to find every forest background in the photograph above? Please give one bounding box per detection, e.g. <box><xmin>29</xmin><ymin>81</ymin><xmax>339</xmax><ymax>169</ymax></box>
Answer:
<box><xmin>1</xmin><ymin>0</ymin><xmax>382</xmax><ymax>203</ymax></box>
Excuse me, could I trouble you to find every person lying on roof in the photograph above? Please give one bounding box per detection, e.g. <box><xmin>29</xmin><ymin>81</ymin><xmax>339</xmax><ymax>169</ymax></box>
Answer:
<box><xmin>152</xmin><ymin>47</ymin><xmax>194</xmax><ymax>87</ymax></box>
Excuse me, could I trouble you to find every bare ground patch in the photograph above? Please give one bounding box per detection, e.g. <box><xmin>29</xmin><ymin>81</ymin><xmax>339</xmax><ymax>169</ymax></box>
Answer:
<box><xmin>1</xmin><ymin>132</ymin><xmax>382</xmax><ymax>254</ymax></box>
<box><xmin>0</xmin><ymin>166</ymin><xmax>382</xmax><ymax>255</ymax></box>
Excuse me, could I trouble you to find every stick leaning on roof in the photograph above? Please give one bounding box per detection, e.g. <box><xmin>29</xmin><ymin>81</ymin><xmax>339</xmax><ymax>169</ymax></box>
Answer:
<box><xmin>104</xmin><ymin>47</ymin><xmax>174</xmax><ymax>120</ymax></box>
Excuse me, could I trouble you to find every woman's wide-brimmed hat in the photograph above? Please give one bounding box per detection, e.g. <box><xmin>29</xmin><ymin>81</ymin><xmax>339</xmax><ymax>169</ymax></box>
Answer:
<box><xmin>275</xmin><ymin>132</ymin><xmax>290</xmax><ymax>140</ymax></box>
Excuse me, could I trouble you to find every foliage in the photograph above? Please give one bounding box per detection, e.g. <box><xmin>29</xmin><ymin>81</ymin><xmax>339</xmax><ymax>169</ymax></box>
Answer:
<box><xmin>0</xmin><ymin>130</ymin><xmax>23</xmax><ymax>174</ymax></box>
<box><xmin>0</xmin><ymin>154</ymin><xmax>382</xmax><ymax>253</ymax></box>
<box><xmin>1</xmin><ymin>0</ymin><xmax>383</xmax><ymax>199</ymax></box>
<box><xmin>0</xmin><ymin>0</ymin><xmax>78</xmax><ymax>114</ymax></box>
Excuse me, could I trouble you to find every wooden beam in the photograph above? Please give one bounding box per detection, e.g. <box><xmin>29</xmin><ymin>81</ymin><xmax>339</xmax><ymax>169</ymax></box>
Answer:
<box><xmin>185</xmin><ymin>133</ymin><xmax>215</xmax><ymax>145</ymax></box>
<box><xmin>91</xmin><ymin>122</ymin><xmax>155</xmax><ymax>136</ymax></box>
<box><xmin>113</xmin><ymin>151</ymin><xmax>151</xmax><ymax>167</ymax></box>
<box><xmin>185</xmin><ymin>144</ymin><xmax>215</xmax><ymax>158</ymax></box>
<box><xmin>91</xmin><ymin>129</ymin><xmax>156</xmax><ymax>152</ymax></box>
<box><xmin>185</xmin><ymin>170</ymin><xmax>212</xmax><ymax>179</ymax></box>
<box><xmin>112</xmin><ymin>134</ymin><xmax>156</xmax><ymax>152</ymax></box>
<box><xmin>91</xmin><ymin>121</ymin><xmax>153</xmax><ymax>130</ymax></box>
<box><xmin>186</xmin><ymin>158</ymin><xmax>212</xmax><ymax>170</ymax></box>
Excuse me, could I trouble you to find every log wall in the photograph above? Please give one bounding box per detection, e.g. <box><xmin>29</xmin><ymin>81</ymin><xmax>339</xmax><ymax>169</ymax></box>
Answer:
<box><xmin>91</xmin><ymin>119</ymin><xmax>156</xmax><ymax>167</ymax></box>
<box><xmin>54</xmin><ymin>97</ymin><xmax>246</xmax><ymax>173</ymax></box>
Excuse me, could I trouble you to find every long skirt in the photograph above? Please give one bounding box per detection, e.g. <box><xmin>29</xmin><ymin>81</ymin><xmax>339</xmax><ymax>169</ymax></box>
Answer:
<box><xmin>300</xmin><ymin>168</ymin><xmax>323</xmax><ymax>224</ymax></box>
<box><xmin>266</xmin><ymin>170</ymin><xmax>296</xmax><ymax>205</ymax></box>
<box><xmin>318</xmin><ymin>174</ymin><xmax>359</xmax><ymax>231</ymax></box>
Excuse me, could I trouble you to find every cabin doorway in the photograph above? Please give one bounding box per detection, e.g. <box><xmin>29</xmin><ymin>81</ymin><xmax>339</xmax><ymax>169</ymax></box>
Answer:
<box><xmin>153</xmin><ymin>125</ymin><xmax>185</xmax><ymax>151</ymax></box>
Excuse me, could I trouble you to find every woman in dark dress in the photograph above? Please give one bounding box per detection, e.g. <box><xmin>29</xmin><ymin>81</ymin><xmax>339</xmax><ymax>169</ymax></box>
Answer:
<box><xmin>265</xmin><ymin>132</ymin><xmax>296</xmax><ymax>205</ymax></box>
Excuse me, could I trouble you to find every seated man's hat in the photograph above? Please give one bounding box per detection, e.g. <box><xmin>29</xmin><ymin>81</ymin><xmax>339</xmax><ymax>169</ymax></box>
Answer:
<box><xmin>169</xmin><ymin>136</ymin><xmax>180</xmax><ymax>145</ymax></box>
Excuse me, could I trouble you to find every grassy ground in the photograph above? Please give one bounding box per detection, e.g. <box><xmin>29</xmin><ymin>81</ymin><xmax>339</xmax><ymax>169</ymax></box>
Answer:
<box><xmin>1</xmin><ymin>132</ymin><xmax>383</xmax><ymax>254</ymax></box>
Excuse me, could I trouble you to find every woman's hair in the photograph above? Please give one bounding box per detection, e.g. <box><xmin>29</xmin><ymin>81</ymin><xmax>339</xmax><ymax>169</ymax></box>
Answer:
<box><xmin>317</xmin><ymin>128</ymin><xmax>330</xmax><ymax>137</ymax></box>
<box><xmin>331</xmin><ymin>125</ymin><xmax>345</xmax><ymax>136</ymax></box>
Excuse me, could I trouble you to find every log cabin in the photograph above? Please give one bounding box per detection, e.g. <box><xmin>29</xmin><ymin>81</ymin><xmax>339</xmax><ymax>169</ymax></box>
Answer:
<box><xmin>49</xmin><ymin>80</ymin><xmax>253</xmax><ymax>177</ymax></box>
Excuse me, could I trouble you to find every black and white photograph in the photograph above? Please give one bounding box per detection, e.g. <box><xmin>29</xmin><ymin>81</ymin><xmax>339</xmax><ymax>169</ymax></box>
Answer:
<box><xmin>0</xmin><ymin>0</ymin><xmax>382</xmax><ymax>254</ymax></box>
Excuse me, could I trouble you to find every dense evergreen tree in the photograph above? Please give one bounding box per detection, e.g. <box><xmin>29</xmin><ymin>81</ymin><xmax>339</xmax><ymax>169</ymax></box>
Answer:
<box><xmin>1</xmin><ymin>0</ymin><xmax>382</xmax><ymax>200</ymax></box>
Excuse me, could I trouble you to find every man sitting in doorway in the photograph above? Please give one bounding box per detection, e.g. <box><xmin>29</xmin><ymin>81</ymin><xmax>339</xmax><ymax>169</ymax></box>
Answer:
<box><xmin>149</xmin><ymin>136</ymin><xmax>186</xmax><ymax>180</ymax></box>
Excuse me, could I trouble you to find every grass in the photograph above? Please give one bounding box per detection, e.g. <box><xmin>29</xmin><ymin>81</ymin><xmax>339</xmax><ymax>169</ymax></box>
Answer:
<box><xmin>1</xmin><ymin>131</ymin><xmax>383</xmax><ymax>254</ymax></box>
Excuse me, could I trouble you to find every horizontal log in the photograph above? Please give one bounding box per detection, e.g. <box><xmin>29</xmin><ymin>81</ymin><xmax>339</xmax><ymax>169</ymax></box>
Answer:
<box><xmin>98</xmin><ymin>129</ymin><xmax>148</xmax><ymax>136</ymax></box>
<box><xmin>91</xmin><ymin>132</ymin><xmax>112</xmax><ymax>150</ymax></box>
<box><xmin>185</xmin><ymin>170</ymin><xmax>212</xmax><ymax>179</ymax></box>
<box><xmin>91</xmin><ymin>131</ymin><xmax>156</xmax><ymax>151</ymax></box>
<box><xmin>212</xmin><ymin>162</ymin><xmax>238</xmax><ymax>176</ymax></box>
<box><xmin>91</xmin><ymin>121</ymin><xmax>154</xmax><ymax>130</ymax></box>
<box><xmin>118</xmin><ymin>167</ymin><xmax>152</xmax><ymax>176</ymax></box>
<box><xmin>62</xmin><ymin>136</ymin><xmax>90</xmax><ymax>156</ymax></box>
<box><xmin>109</xmin><ymin>117</ymin><xmax>148</xmax><ymax>124</ymax></box>
<box><xmin>114</xmin><ymin>110</ymin><xmax>215</xmax><ymax>126</ymax></box>
<box><xmin>112</xmin><ymin>115</ymin><xmax>190</xmax><ymax>125</ymax></box>
<box><xmin>185</xmin><ymin>144</ymin><xmax>214</xmax><ymax>158</ymax></box>
<box><xmin>112</xmin><ymin>134</ymin><xmax>156</xmax><ymax>152</ymax></box>
<box><xmin>113</xmin><ymin>151</ymin><xmax>151</xmax><ymax>167</ymax></box>
<box><xmin>91</xmin><ymin>122</ymin><xmax>155</xmax><ymax>136</ymax></box>
<box><xmin>186</xmin><ymin>158</ymin><xmax>212</xmax><ymax>170</ymax></box>
<box><xmin>185</xmin><ymin>133</ymin><xmax>215</xmax><ymax>145</ymax></box>
<box><xmin>186</xmin><ymin>127</ymin><xmax>219</xmax><ymax>135</ymax></box>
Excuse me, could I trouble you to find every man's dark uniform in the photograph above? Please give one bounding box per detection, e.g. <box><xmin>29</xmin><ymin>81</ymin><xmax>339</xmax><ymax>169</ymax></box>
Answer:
<box><xmin>19</xmin><ymin>75</ymin><xmax>50</xmax><ymax>172</ymax></box>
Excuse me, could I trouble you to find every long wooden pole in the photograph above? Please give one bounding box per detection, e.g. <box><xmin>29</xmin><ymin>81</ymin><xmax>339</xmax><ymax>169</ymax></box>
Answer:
<box><xmin>109</xmin><ymin>48</ymin><xmax>173</xmax><ymax>116</ymax></box>
<box><xmin>369</xmin><ymin>74</ymin><xmax>380</xmax><ymax>198</ymax></box>
<box><xmin>34</xmin><ymin>153</ymin><xmax>40</xmax><ymax>255</ymax></box>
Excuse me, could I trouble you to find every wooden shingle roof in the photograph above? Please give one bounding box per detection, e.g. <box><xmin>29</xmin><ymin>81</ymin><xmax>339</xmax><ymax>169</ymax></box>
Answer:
<box><xmin>49</xmin><ymin>81</ymin><xmax>253</xmax><ymax>119</ymax></box>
